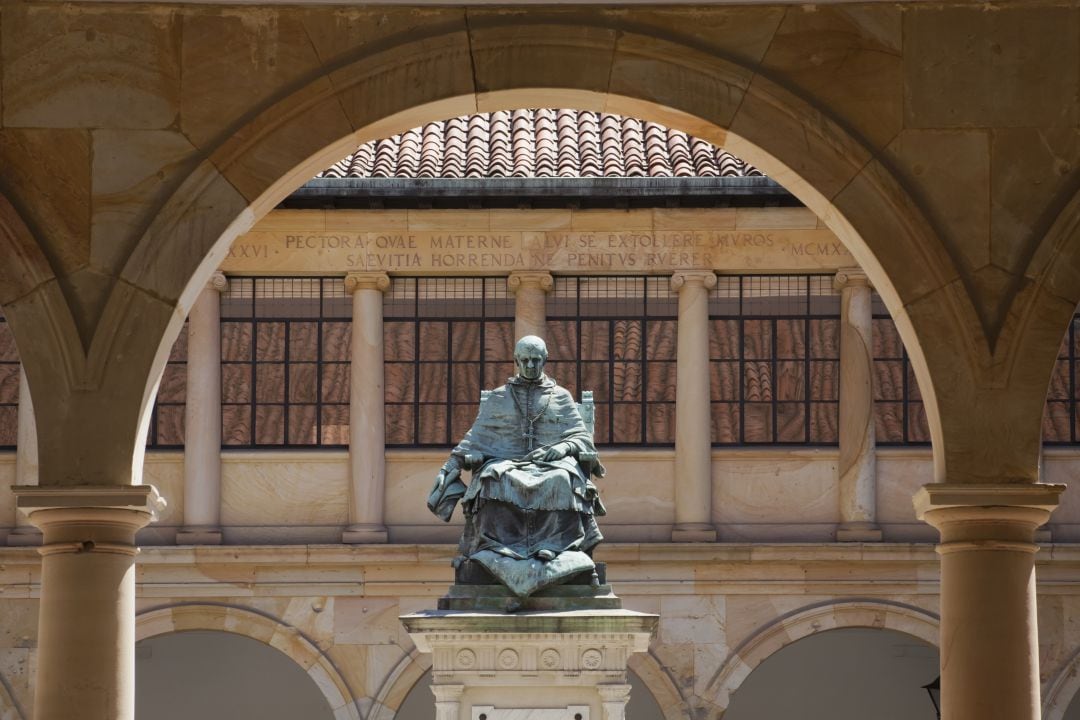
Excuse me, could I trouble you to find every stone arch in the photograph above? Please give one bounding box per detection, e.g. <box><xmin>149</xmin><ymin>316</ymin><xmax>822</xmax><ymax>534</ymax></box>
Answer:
<box><xmin>1043</xmin><ymin>645</ymin><xmax>1080</xmax><ymax>720</ymax></box>
<box><xmin>705</xmin><ymin>598</ymin><xmax>939</xmax><ymax>712</ymax></box>
<box><xmin>135</xmin><ymin>603</ymin><xmax>361</xmax><ymax>720</ymax></box>
<box><xmin>628</xmin><ymin>651</ymin><xmax>690</xmax><ymax>720</ymax></box>
<box><xmin>107</xmin><ymin>17</ymin><xmax>982</xmax><ymax>482</ymax></box>
<box><xmin>0</xmin><ymin>670</ymin><xmax>27</xmax><ymax>720</ymax></box>
<box><xmin>368</xmin><ymin>648</ymin><xmax>432</xmax><ymax>720</ymax></box>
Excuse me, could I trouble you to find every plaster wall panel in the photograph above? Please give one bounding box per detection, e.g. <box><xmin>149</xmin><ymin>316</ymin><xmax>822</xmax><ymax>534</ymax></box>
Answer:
<box><xmin>712</xmin><ymin>451</ymin><xmax>838</xmax><ymax>526</ymax></box>
<box><xmin>220</xmin><ymin>453</ymin><xmax>349</xmax><ymax>526</ymax></box>
<box><xmin>1</xmin><ymin>5</ymin><xmax>180</xmax><ymax>130</ymax></box>
<box><xmin>142</xmin><ymin>452</ymin><xmax>184</xmax><ymax>528</ymax></box>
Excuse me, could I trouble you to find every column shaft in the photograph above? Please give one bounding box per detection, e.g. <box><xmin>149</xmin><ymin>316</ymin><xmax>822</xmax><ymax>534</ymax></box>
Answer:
<box><xmin>916</xmin><ymin>484</ymin><xmax>1062</xmax><ymax>720</ymax></box>
<box><xmin>508</xmin><ymin>272</ymin><xmax>554</xmax><ymax>341</ymax></box>
<box><xmin>16</xmin><ymin>486</ymin><xmax>162</xmax><ymax>720</ymax></box>
<box><xmin>343</xmin><ymin>272</ymin><xmax>390</xmax><ymax>543</ymax></box>
<box><xmin>671</xmin><ymin>272</ymin><xmax>717</xmax><ymax>542</ymax></box>
<box><xmin>9</xmin><ymin>367</ymin><xmax>41</xmax><ymax>544</ymax></box>
<box><xmin>834</xmin><ymin>269</ymin><xmax>881</xmax><ymax>542</ymax></box>
<box><xmin>178</xmin><ymin>274</ymin><xmax>225</xmax><ymax>544</ymax></box>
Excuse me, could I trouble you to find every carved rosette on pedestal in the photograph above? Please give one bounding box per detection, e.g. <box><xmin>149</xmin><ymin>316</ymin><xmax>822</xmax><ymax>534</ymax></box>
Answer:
<box><xmin>402</xmin><ymin>611</ymin><xmax>655</xmax><ymax>720</ymax></box>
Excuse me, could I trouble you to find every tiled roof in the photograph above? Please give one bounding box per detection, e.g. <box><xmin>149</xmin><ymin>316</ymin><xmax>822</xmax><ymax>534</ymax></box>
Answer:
<box><xmin>319</xmin><ymin>109</ymin><xmax>762</xmax><ymax>180</ymax></box>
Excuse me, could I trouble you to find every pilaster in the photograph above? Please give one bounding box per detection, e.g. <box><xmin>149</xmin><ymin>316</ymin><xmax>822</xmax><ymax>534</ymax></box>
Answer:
<box><xmin>343</xmin><ymin>271</ymin><xmax>391</xmax><ymax>543</ymax></box>
<box><xmin>670</xmin><ymin>271</ymin><xmax>717</xmax><ymax>542</ymax></box>
<box><xmin>178</xmin><ymin>272</ymin><xmax>227</xmax><ymax>545</ymax></box>
<box><xmin>834</xmin><ymin>268</ymin><xmax>881</xmax><ymax>542</ymax></box>
<box><xmin>508</xmin><ymin>271</ymin><xmax>554</xmax><ymax>341</ymax></box>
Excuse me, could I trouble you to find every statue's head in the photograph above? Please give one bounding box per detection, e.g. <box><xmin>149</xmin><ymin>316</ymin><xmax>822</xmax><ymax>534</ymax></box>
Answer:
<box><xmin>514</xmin><ymin>336</ymin><xmax>548</xmax><ymax>382</ymax></box>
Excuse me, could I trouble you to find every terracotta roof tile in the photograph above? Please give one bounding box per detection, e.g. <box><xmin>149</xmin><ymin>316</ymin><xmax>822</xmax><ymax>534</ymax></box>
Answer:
<box><xmin>318</xmin><ymin>109</ymin><xmax>762</xmax><ymax>180</ymax></box>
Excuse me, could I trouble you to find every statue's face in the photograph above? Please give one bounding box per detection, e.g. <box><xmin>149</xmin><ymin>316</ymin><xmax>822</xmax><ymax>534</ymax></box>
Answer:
<box><xmin>514</xmin><ymin>348</ymin><xmax>546</xmax><ymax>381</ymax></box>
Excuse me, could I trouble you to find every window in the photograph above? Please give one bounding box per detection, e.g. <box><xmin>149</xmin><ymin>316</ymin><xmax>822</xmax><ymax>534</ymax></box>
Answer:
<box><xmin>547</xmin><ymin>276</ymin><xmax>678</xmax><ymax>446</ymax></box>
<box><xmin>0</xmin><ymin>308</ymin><xmax>17</xmax><ymax>449</ymax></box>
<box><xmin>1045</xmin><ymin>315</ymin><xmax>1079</xmax><ymax>443</ymax></box>
<box><xmin>146</xmin><ymin>324</ymin><xmax>187</xmax><ymax>449</ymax></box>
<box><xmin>871</xmin><ymin>293</ymin><xmax>930</xmax><ymax>444</ymax></box>
<box><xmin>709</xmin><ymin>275</ymin><xmax>840</xmax><ymax>445</ymax></box>
<box><xmin>384</xmin><ymin>277</ymin><xmax>514</xmax><ymax>447</ymax></box>
<box><xmin>221</xmin><ymin>277</ymin><xmax>351</xmax><ymax>448</ymax></box>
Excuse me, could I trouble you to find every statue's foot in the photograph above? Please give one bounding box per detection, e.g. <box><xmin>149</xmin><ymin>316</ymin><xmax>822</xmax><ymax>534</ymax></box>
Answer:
<box><xmin>537</xmin><ymin>549</ymin><xmax>556</xmax><ymax>561</ymax></box>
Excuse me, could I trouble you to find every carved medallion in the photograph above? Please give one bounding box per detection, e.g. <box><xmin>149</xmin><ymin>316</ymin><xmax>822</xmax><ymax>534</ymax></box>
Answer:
<box><xmin>540</xmin><ymin>649</ymin><xmax>561</xmax><ymax>669</ymax></box>
<box><xmin>456</xmin><ymin>649</ymin><xmax>477</xmax><ymax>668</ymax></box>
<box><xmin>581</xmin><ymin>649</ymin><xmax>603</xmax><ymax>669</ymax></box>
<box><xmin>498</xmin><ymin>648</ymin><xmax>520</xmax><ymax>669</ymax></box>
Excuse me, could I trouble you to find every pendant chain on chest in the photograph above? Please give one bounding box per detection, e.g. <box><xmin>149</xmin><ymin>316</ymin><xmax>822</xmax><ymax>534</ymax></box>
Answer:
<box><xmin>515</xmin><ymin>385</ymin><xmax>548</xmax><ymax>451</ymax></box>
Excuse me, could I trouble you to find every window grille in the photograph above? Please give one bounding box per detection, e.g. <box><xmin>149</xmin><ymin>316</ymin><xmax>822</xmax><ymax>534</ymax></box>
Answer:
<box><xmin>1044</xmin><ymin>315</ymin><xmax>1080</xmax><ymax>443</ymax></box>
<box><xmin>0</xmin><ymin>308</ymin><xmax>17</xmax><ymax>449</ymax></box>
<box><xmin>709</xmin><ymin>275</ymin><xmax>840</xmax><ymax>445</ymax></box>
<box><xmin>547</xmin><ymin>276</ymin><xmax>678</xmax><ymax>446</ymax></box>
<box><xmin>871</xmin><ymin>293</ymin><xmax>930</xmax><ymax>445</ymax></box>
<box><xmin>384</xmin><ymin>277</ymin><xmax>514</xmax><ymax>447</ymax></box>
<box><xmin>146</xmin><ymin>323</ymin><xmax>187</xmax><ymax>449</ymax></box>
<box><xmin>221</xmin><ymin>277</ymin><xmax>351</xmax><ymax>448</ymax></box>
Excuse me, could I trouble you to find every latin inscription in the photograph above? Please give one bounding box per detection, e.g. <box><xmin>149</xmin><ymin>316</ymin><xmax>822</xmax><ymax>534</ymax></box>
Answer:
<box><xmin>222</xmin><ymin>228</ymin><xmax>853</xmax><ymax>273</ymax></box>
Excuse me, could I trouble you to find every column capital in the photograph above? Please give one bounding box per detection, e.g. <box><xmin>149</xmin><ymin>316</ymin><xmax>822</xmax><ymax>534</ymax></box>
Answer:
<box><xmin>345</xmin><ymin>271</ymin><xmax>391</xmax><ymax>294</ymax></box>
<box><xmin>207</xmin><ymin>271</ymin><xmax>228</xmax><ymax>293</ymax></box>
<box><xmin>507</xmin><ymin>271</ymin><xmax>554</xmax><ymax>293</ymax></box>
<box><xmin>597</xmin><ymin>684</ymin><xmax>632</xmax><ymax>702</ymax></box>
<box><xmin>833</xmin><ymin>267</ymin><xmax>871</xmax><ymax>291</ymax></box>
<box><xmin>670</xmin><ymin>270</ymin><xmax>717</xmax><ymax>292</ymax></box>
<box><xmin>431</xmin><ymin>684</ymin><xmax>465</xmax><ymax>702</ymax></box>
<box><xmin>14</xmin><ymin>485</ymin><xmax>165</xmax><ymax>555</ymax></box>
<box><xmin>914</xmin><ymin>482</ymin><xmax>1064</xmax><ymax>549</ymax></box>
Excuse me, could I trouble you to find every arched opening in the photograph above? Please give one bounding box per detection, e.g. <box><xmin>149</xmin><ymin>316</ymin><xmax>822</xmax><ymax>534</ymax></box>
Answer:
<box><xmin>722</xmin><ymin>627</ymin><xmax>939</xmax><ymax>720</ymax></box>
<box><xmin>134</xmin><ymin>630</ymin><xmax>335</xmax><ymax>720</ymax></box>
<box><xmin>395</xmin><ymin>668</ymin><xmax>664</xmax><ymax>720</ymax></box>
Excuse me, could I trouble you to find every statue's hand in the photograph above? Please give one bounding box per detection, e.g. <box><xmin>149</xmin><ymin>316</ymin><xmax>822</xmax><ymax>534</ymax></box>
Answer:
<box><xmin>528</xmin><ymin>442</ymin><xmax>573</xmax><ymax>463</ymax></box>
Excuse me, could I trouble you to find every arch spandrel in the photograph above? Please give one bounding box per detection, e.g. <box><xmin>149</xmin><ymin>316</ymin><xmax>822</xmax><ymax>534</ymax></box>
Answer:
<box><xmin>6</xmin><ymin>9</ymin><xmax>1080</xmax><ymax>489</ymax></box>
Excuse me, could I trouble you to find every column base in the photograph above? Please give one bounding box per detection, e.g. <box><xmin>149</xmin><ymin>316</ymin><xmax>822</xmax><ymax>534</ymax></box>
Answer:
<box><xmin>671</xmin><ymin>523</ymin><xmax>716</xmax><ymax>542</ymax></box>
<box><xmin>342</xmin><ymin>524</ymin><xmax>388</xmax><ymax>544</ymax></box>
<box><xmin>176</xmin><ymin>527</ymin><xmax>223</xmax><ymax>545</ymax></box>
<box><xmin>836</xmin><ymin>523</ymin><xmax>883</xmax><ymax>542</ymax></box>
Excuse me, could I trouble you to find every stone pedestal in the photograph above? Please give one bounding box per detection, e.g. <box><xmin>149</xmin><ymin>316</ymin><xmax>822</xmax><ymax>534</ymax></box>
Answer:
<box><xmin>402</xmin><ymin>610</ymin><xmax>657</xmax><ymax>720</ymax></box>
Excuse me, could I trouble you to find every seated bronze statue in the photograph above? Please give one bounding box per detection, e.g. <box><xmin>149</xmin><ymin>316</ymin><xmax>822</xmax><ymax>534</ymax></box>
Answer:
<box><xmin>427</xmin><ymin>335</ymin><xmax>606</xmax><ymax>598</ymax></box>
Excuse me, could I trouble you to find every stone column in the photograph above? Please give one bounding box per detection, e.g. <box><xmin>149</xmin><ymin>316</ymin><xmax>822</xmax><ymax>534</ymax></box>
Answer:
<box><xmin>508</xmin><ymin>271</ymin><xmax>554</xmax><ymax>341</ymax></box>
<box><xmin>597</xmin><ymin>684</ymin><xmax>632</xmax><ymax>720</ymax></box>
<box><xmin>15</xmin><ymin>485</ymin><xmax>164</xmax><ymax>720</ymax></box>
<box><xmin>343</xmin><ymin>272</ymin><xmax>391</xmax><ymax>544</ymax></box>
<box><xmin>432</xmin><ymin>684</ymin><xmax>464</xmax><ymax>720</ymax></box>
<box><xmin>834</xmin><ymin>268</ymin><xmax>881</xmax><ymax>542</ymax></box>
<box><xmin>670</xmin><ymin>271</ymin><xmax>717</xmax><ymax>542</ymax></box>
<box><xmin>8</xmin><ymin>367</ymin><xmax>41</xmax><ymax>545</ymax></box>
<box><xmin>177</xmin><ymin>272</ymin><xmax>226</xmax><ymax>545</ymax></box>
<box><xmin>915</xmin><ymin>483</ymin><xmax>1063</xmax><ymax>720</ymax></box>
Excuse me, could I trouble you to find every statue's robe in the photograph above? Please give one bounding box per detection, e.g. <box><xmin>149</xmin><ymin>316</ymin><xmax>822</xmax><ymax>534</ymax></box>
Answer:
<box><xmin>432</xmin><ymin>374</ymin><xmax>607</xmax><ymax>596</ymax></box>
